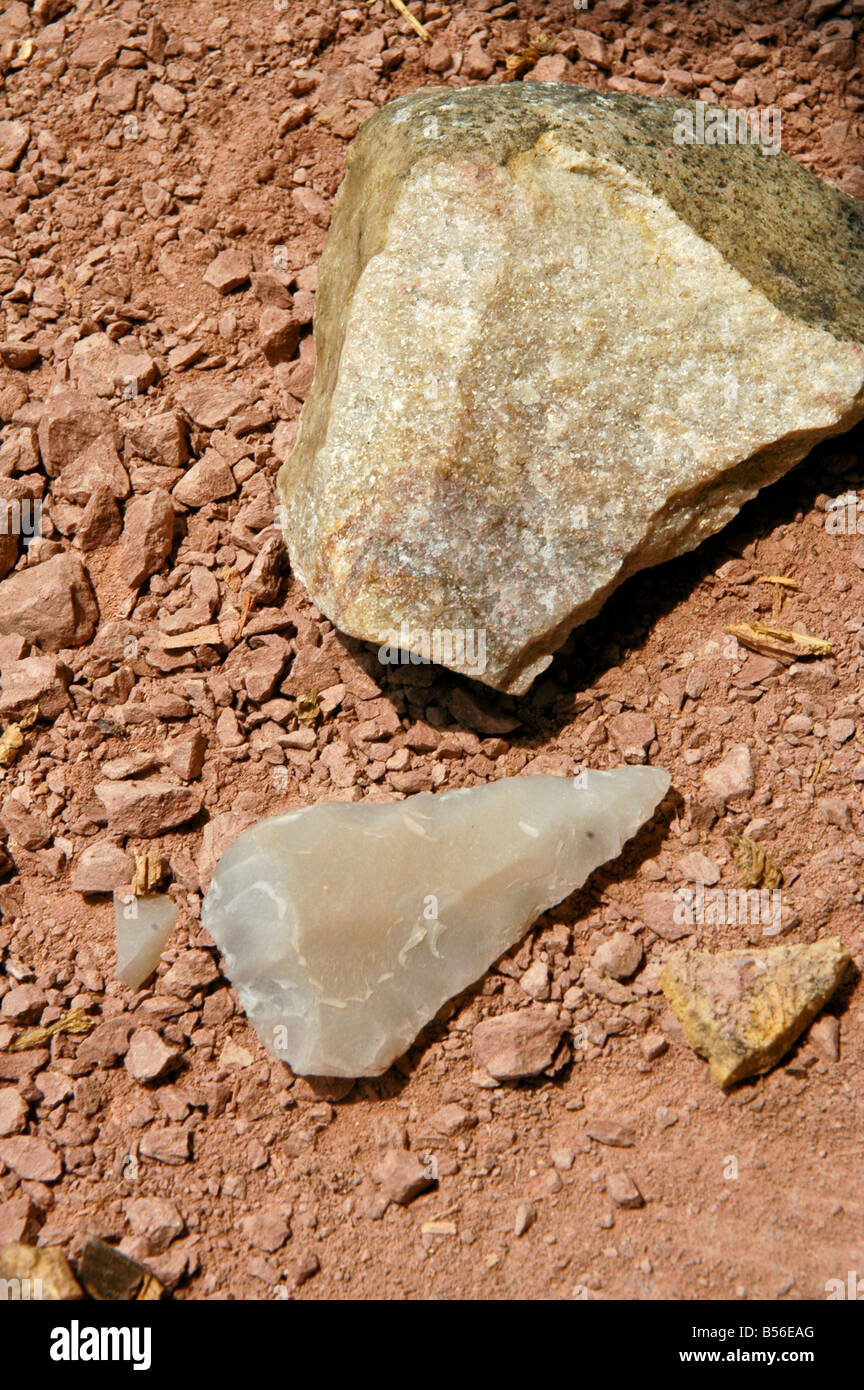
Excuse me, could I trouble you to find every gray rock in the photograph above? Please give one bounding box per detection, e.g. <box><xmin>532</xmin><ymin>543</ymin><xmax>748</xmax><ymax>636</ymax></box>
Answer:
<box><xmin>279</xmin><ymin>84</ymin><xmax>864</xmax><ymax>693</ymax></box>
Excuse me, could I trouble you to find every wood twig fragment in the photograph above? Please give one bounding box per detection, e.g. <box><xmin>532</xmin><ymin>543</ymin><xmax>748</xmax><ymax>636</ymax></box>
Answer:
<box><xmin>130</xmin><ymin>849</ymin><xmax>165</xmax><ymax>896</ymax></box>
<box><xmin>726</xmin><ymin>621</ymin><xmax>833</xmax><ymax>666</ymax></box>
<box><xmin>757</xmin><ymin>574</ymin><xmax>800</xmax><ymax>590</ymax></box>
<box><xmin>218</xmin><ymin>565</ymin><xmax>242</xmax><ymax>592</ymax></box>
<box><xmin>808</xmin><ymin>758</ymin><xmax>832</xmax><ymax>785</ymax></box>
<box><xmin>7</xmin><ymin>1008</ymin><xmax>93</xmax><ymax>1053</ymax></box>
<box><xmin>235</xmin><ymin>588</ymin><xmax>256</xmax><ymax>640</ymax></box>
<box><xmin>756</xmin><ymin>572</ymin><xmax>800</xmax><ymax>619</ymax></box>
<box><xmin>372</xmin><ymin>0</ymin><xmax>431</xmax><ymax>42</ymax></box>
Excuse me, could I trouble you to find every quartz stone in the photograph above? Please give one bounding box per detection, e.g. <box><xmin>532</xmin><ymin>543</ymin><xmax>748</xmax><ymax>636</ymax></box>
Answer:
<box><xmin>201</xmin><ymin>767</ymin><xmax>669</xmax><ymax>1077</ymax></box>
<box><xmin>660</xmin><ymin>937</ymin><xmax>850</xmax><ymax>1086</ymax></box>
<box><xmin>114</xmin><ymin>892</ymin><xmax>178</xmax><ymax>989</ymax></box>
<box><xmin>279</xmin><ymin>83</ymin><xmax>864</xmax><ymax>694</ymax></box>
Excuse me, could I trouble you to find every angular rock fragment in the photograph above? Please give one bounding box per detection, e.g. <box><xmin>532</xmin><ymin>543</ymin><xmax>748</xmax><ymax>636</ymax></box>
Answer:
<box><xmin>204</xmin><ymin>250</ymin><xmax>252</xmax><ymax>295</ymax></box>
<box><xmin>660</xmin><ymin>938</ymin><xmax>851</xmax><ymax>1087</ymax></box>
<box><xmin>202</xmin><ymin>767</ymin><xmax>669</xmax><ymax>1077</ymax></box>
<box><xmin>0</xmin><ymin>122</ymin><xmax>29</xmax><ymax>172</ymax></box>
<box><xmin>0</xmin><ymin>340</ymin><xmax>39</xmax><ymax>371</ymax></box>
<box><xmin>0</xmin><ymin>1196</ymin><xmax>42</xmax><ymax>1247</ymax></box>
<box><xmin>0</xmin><ymin>1136</ymin><xmax>62</xmax><ymax>1182</ymax></box>
<box><xmin>125</xmin><ymin>1026</ymin><xmax>180</xmax><ymax>1084</ymax></box>
<box><xmin>69</xmin><ymin>332</ymin><xmax>157</xmax><ymax>399</ymax></box>
<box><xmin>139</xmin><ymin>1125</ymin><xmax>190</xmax><ymax>1165</ymax></box>
<box><xmin>76</xmin><ymin>484</ymin><xmax>122</xmax><ymax>550</ymax></box>
<box><xmin>279</xmin><ymin>84</ymin><xmax>864</xmax><ymax>693</ymax></box>
<box><xmin>96</xmin><ymin>778</ymin><xmax>203</xmax><ymax>837</ymax></box>
<box><xmin>259</xmin><ymin>307</ymin><xmax>301</xmax><ymax>365</ymax></box>
<box><xmin>239</xmin><ymin>1207</ymin><xmax>289</xmax><ymax>1252</ymax></box>
<box><xmin>372</xmin><ymin>1148</ymin><xmax>435</xmax><ymax>1207</ymax></box>
<box><xmin>78</xmin><ymin>1237</ymin><xmax>163</xmax><ymax>1301</ymax></box>
<box><xmin>0</xmin><ymin>656</ymin><xmax>72</xmax><ymax>720</ymax></box>
<box><xmin>0</xmin><ymin>1088</ymin><xmax>28</xmax><ymax>1136</ymax></box>
<box><xmin>37</xmin><ymin>391</ymin><xmax>113</xmax><ymax>477</ymax></box>
<box><xmin>0</xmin><ymin>1242</ymin><xmax>83</xmax><ymax>1300</ymax></box>
<box><xmin>73</xmin><ymin>842</ymin><xmax>133</xmax><ymax>894</ymax></box>
<box><xmin>124</xmin><ymin>410</ymin><xmax>188</xmax><ymax>469</ymax></box>
<box><xmin>172</xmin><ymin>450</ymin><xmax>236</xmax><ymax>508</ymax></box>
<box><xmin>473</xmin><ymin>1008</ymin><xmax>564</xmax><ymax>1081</ymax></box>
<box><xmin>118</xmin><ymin>489</ymin><xmax>175</xmax><ymax>589</ymax></box>
<box><xmin>54</xmin><ymin>433</ymin><xmax>130</xmax><ymax>505</ymax></box>
<box><xmin>114</xmin><ymin>892</ymin><xmax>179</xmax><ymax>989</ymax></box>
<box><xmin>702</xmin><ymin>744</ymin><xmax>755</xmax><ymax>803</ymax></box>
<box><xmin>606</xmin><ymin>1172</ymin><xmax>643</xmax><ymax>1209</ymax></box>
<box><xmin>0</xmin><ymin>553</ymin><xmax>98</xmax><ymax>650</ymax></box>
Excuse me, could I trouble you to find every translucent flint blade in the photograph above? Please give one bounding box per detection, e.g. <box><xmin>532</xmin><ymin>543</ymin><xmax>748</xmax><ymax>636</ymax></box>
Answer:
<box><xmin>202</xmin><ymin>768</ymin><xmax>670</xmax><ymax>1077</ymax></box>
<box><xmin>114</xmin><ymin>893</ymin><xmax>178</xmax><ymax>990</ymax></box>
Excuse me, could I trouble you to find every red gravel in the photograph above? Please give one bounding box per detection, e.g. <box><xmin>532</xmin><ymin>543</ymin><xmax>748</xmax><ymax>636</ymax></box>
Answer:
<box><xmin>0</xmin><ymin>0</ymin><xmax>862</xmax><ymax>1300</ymax></box>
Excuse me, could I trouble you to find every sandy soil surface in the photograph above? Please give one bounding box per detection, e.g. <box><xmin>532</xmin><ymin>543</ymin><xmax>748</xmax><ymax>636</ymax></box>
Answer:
<box><xmin>0</xmin><ymin>0</ymin><xmax>862</xmax><ymax>1301</ymax></box>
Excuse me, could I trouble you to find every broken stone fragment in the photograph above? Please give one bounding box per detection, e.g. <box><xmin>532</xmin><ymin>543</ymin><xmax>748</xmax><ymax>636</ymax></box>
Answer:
<box><xmin>0</xmin><ymin>340</ymin><xmax>39</xmax><ymax>370</ymax></box>
<box><xmin>0</xmin><ymin>1195</ymin><xmax>42</xmax><ymax>1247</ymax></box>
<box><xmin>0</xmin><ymin>121</ymin><xmax>29</xmax><ymax>172</ymax></box>
<box><xmin>0</xmin><ymin>553</ymin><xmax>98</xmax><ymax>650</ymax></box>
<box><xmin>119</xmin><ymin>489</ymin><xmax>176</xmax><ymax>589</ymax></box>
<box><xmin>172</xmin><ymin>450</ymin><xmax>237</xmax><ymax>508</ymax></box>
<box><xmin>0</xmin><ymin>656</ymin><xmax>72</xmax><ymax>721</ymax></box>
<box><xmin>202</xmin><ymin>767</ymin><xmax>669</xmax><ymax>1077</ymax></box>
<box><xmin>606</xmin><ymin>1171</ymin><xmax>644</xmax><ymax>1209</ymax></box>
<box><xmin>472</xmin><ymin>1008</ymin><xmax>564</xmax><ymax>1081</ymax></box>
<box><xmin>55</xmin><ymin>433</ymin><xmax>131</xmax><ymax>505</ymax></box>
<box><xmin>204</xmin><ymin>249</ymin><xmax>252</xmax><ymax>295</ymax></box>
<box><xmin>127</xmin><ymin>1197</ymin><xmax>185</xmax><ymax>1255</ymax></box>
<box><xmin>37</xmin><ymin>391</ymin><xmax>113</xmax><ymax>477</ymax></box>
<box><xmin>0</xmin><ymin>1242</ymin><xmax>83</xmax><ymax>1300</ymax></box>
<box><xmin>0</xmin><ymin>1088</ymin><xmax>28</xmax><ymax>1136</ymax></box>
<box><xmin>72</xmin><ymin>842</ymin><xmax>132</xmax><ymax>894</ymax></box>
<box><xmin>0</xmin><ymin>1135</ymin><xmax>62</xmax><ymax>1183</ymax></box>
<box><xmin>76</xmin><ymin>485</ymin><xmax>122</xmax><ymax>550</ymax></box>
<box><xmin>125</xmin><ymin>1025</ymin><xmax>181</xmax><ymax>1084</ymax></box>
<box><xmin>124</xmin><ymin>410</ymin><xmax>188</xmax><ymax>469</ymax></box>
<box><xmin>96</xmin><ymin>778</ymin><xmax>203</xmax><ymax>836</ymax></box>
<box><xmin>114</xmin><ymin>892</ymin><xmax>178</xmax><ymax>989</ymax></box>
<box><xmin>591</xmin><ymin>929</ymin><xmax>643</xmax><ymax>981</ymax></box>
<box><xmin>279</xmin><ymin>84</ymin><xmax>864</xmax><ymax>693</ymax></box>
<box><xmin>69</xmin><ymin>332</ymin><xmax>158</xmax><ymax>399</ymax></box>
<box><xmin>659</xmin><ymin>938</ymin><xmax>851</xmax><ymax>1087</ymax></box>
<box><xmin>372</xmin><ymin>1148</ymin><xmax>435</xmax><ymax>1208</ymax></box>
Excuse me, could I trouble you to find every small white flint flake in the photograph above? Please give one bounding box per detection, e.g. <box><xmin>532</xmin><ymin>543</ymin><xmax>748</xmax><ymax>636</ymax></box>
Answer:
<box><xmin>114</xmin><ymin>893</ymin><xmax>178</xmax><ymax>989</ymax></box>
<box><xmin>201</xmin><ymin>768</ymin><xmax>669</xmax><ymax>1077</ymax></box>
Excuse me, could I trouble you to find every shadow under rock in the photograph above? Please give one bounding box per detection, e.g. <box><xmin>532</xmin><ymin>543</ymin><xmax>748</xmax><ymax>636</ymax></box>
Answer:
<box><xmin>352</xmin><ymin>417</ymin><xmax>863</xmax><ymax>747</ymax></box>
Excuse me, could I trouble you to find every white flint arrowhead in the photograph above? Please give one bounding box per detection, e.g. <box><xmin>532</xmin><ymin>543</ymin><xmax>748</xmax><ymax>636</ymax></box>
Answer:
<box><xmin>202</xmin><ymin>768</ymin><xmax>669</xmax><ymax>1077</ymax></box>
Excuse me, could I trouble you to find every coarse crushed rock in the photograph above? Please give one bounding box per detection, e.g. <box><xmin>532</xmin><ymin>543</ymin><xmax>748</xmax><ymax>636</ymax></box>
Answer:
<box><xmin>0</xmin><ymin>0</ymin><xmax>862</xmax><ymax>1300</ymax></box>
